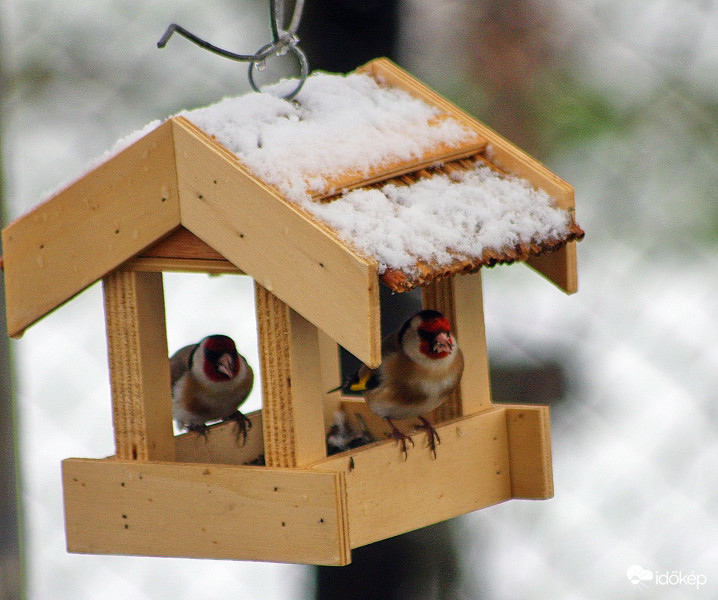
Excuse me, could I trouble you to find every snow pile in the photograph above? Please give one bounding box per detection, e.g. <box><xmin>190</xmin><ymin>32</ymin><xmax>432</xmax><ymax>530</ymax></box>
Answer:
<box><xmin>177</xmin><ymin>70</ymin><xmax>571</xmax><ymax>274</ymax></box>
<box><xmin>74</xmin><ymin>70</ymin><xmax>572</xmax><ymax>276</ymax></box>
<box><xmin>180</xmin><ymin>71</ymin><xmax>479</xmax><ymax>201</ymax></box>
<box><xmin>306</xmin><ymin>164</ymin><xmax>572</xmax><ymax>274</ymax></box>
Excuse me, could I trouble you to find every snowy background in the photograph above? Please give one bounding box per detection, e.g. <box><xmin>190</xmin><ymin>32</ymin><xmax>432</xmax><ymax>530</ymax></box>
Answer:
<box><xmin>2</xmin><ymin>1</ymin><xmax>718</xmax><ymax>599</ymax></box>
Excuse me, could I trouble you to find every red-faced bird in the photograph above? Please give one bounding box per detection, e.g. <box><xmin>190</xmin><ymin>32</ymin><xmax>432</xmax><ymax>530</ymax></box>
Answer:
<box><xmin>171</xmin><ymin>334</ymin><xmax>254</xmax><ymax>443</ymax></box>
<box><xmin>333</xmin><ymin>310</ymin><xmax>463</xmax><ymax>459</ymax></box>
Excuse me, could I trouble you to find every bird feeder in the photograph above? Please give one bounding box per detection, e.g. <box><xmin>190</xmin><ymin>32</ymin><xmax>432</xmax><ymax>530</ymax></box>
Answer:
<box><xmin>1</xmin><ymin>58</ymin><xmax>583</xmax><ymax>565</ymax></box>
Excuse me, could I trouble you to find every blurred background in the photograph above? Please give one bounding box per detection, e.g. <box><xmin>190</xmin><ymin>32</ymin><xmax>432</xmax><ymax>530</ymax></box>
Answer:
<box><xmin>2</xmin><ymin>1</ymin><xmax>718</xmax><ymax>598</ymax></box>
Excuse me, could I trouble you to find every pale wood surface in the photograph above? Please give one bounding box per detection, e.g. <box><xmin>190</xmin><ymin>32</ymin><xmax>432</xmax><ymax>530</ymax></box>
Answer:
<box><xmin>102</xmin><ymin>271</ymin><xmax>175</xmax><ymax>462</ymax></box>
<box><xmin>121</xmin><ymin>257</ymin><xmax>241</xmax><ymax>274</ymax></box>
<box><xmin>504</xmin><ymin>405</ymin><xmax>554</xmax><ymax>499</ymax></box>
<box><xmin>62</xmin><ymin>458</ymin><xmax>350</xmax><ymax>565</ymax></box>
<box><xmin>2</xmin><ymin>120</ymin><xmax>181</xmax><ymax>337</ymax></box>
<box><xmin>255</xmin><ymin>285</ymin><xmax>328</xmax><ymax>467</ymax></box>
<box><xmin>139</xmin><ymin>226</ymin><xmax>227</xmax><ymax>260</ymax></box>
<box><xmin>172</xmin><ymin>117</ymin><xmax>382</xmax><ymax>367</ymax></box>
<box><xmin>526</xmin><ymin>242</ymin><xmax>579</xmax><ymax>294</ymax></box>
<box><xmin>174</xmin><ymin>410</ymin><xmax>264</xmax><ymax>465</ymax></box>
<box><xmin>123</xmin><ymin>226</ymin><xmax>244</xmax><ymax>273</ymax></box>
<box><xmin>314</xmin><ymin>137</ymin><xmax>487</xmax><ymax>200</ymax></box>
<box><xmin>310</xmin><ymin>408</ymin><xmax>513</xmax><ymax>549</ymax></box>
<box><xmin>359</xmin><ymin>58</ymin><xmax>578</xmax><ymax>294</ymax></box>
<box><xmin>449</xmin><ymin>272</ymin><xmax>493</xmax><ymax>414</ymax></box>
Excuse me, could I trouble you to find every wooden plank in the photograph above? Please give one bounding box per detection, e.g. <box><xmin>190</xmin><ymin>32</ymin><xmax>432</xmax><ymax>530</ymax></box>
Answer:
<box><xmin>62</xmin><ymin>458</ymin><xmax>350</xmax><ymax>565</ymax></box>
<box><xmin>359</xmin><ymin>59</ymin><xmax>574</xmax><ymax>208</ymax></box>
<box><xmin>359</xmin><ymin>58</ymin><xmax>578</xmax><ymax>294</ymax></box>
<box><xmin>103</xmin><ymin>271</ymin><xmax>175</xmax><ymax>462</ymax></box>
<box><xmin>450</xmin><ymin>272</ymin><xmax>492</xmax><ymax>414</ymax></box>
<box><xmin>2</xmin><ymin>120</ymin><xmax>181</xmax><ymax>337</ymax></box>
<box><xmin>314</xmin><ymin>139</ymin><xmax>487</xmax><ymax>200</ymax></box>
<box><xmin>123</xmin><ymin>222</ymin><xmax>244</xmax><ymax>273</ymax></box>
<box><xmin>138</xmin><ymin>226</ymin><xmax>227</xmax><ymax>261</ymax></box>
<box><xmin>526</xmin><ymin>242</ymin><xmax>579</xmax><ymax>294</ymax></box>
<box><xmin>504</xmin><ymin>405</ymin><xmax>554</xmax><ymax>499</ymax></box>
<box><xmin>121</xmin><ymin>256</ymin><xmax>241</xmax><ymax>274</ymax></box>
<box><xmin>255</xmin><ymin>285</ymin><xmax>328</xmax><ymax>467</ymax></box>
<box><xmin>287</xmin><ymin>308</ymin><xmax>332</xmax><ymax>465</ymax></box>
<box><xmin>310</xmin><ymin>408</ymin><xmax>513</xmax><ymax>549</ymax></box>
<box><xmin>174</xmin><ymin>410</ymin><xmax>265</xmax><ymax>466</ymax></box>
<box><xmin>171</xmin><ymin>117</ymin><xmax>382</xmax><ymax>367</ymax></box>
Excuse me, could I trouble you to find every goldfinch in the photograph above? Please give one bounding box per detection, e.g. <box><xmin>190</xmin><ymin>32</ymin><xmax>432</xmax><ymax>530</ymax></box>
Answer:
<box><xmin>170</xmin><ymin>334</ymin><xmax>254</xmax><ymax>443</ymax></box>
<box><xmin>333</xmin><ymin>310</ymin><xmax>463</xmax><ymax>459</ymax></box>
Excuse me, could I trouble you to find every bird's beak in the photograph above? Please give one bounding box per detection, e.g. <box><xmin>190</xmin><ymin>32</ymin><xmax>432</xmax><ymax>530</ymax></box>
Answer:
<box><xmin>433</xmin><ymin>332</ymin><xmax>453</xmax><ymax>353</ymax></box>
<box><xmin>217</xmin><ymin>353</ymin><xmax>236</xmax><ymax>378</ymax></box>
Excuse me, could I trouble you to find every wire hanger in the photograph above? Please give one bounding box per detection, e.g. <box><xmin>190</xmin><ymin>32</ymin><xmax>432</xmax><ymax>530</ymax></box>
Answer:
<box><xmin>157</xmin><ymin>0</ymin><xmax>309</xmax><ymax>100</ymax></box>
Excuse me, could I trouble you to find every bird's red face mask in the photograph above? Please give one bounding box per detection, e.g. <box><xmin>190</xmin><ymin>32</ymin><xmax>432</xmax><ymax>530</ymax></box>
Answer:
<box><xmin>418</xmin><ymin>316</ymin><xmax>454</xmax><ymax>359</ymax></box>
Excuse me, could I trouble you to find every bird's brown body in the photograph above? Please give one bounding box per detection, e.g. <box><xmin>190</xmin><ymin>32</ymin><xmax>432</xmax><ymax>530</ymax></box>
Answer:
<box><xmin>170</xmin><ymin>335</ymin><xmax>254</xmax><ymax>440</ymax></box>
<box><xmin>361</xmin><ymin>324</ymin><xmax>464</xmax><ymax>421</ymax></box>
<box><xmin>339</xmin><ymin>310</ymin><xmax>464</xmax><ymax>458</ymax></box>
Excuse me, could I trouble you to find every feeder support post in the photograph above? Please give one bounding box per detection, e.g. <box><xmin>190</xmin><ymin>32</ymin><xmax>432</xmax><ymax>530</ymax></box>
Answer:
<box><xmin>255</xmin><ymin>282</ymin><xmax>328</xmax><ymax>467</ymax></box>
<box><xmin>103</xmin><ymin>270</ymin><xmax>176</xmax><ymax>462</ymax></box>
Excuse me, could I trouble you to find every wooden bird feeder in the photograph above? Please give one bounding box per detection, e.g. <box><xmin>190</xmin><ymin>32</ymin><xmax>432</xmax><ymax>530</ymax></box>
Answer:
<box><xmin>1</xmin><ymin>59</ymin><xmax>583</xmax><ymax>565</ymax></box>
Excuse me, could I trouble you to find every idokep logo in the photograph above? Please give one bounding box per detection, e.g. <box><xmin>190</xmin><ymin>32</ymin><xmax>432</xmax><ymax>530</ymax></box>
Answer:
<box><xmin>627</xmin><ymin>564</ymin><xmax>708</xmax><ymax>591</ymax></box>
<box><xmin>627</xmin><ymin>565</ymin><xmax>653</xmax><ymax>590</ymax></box>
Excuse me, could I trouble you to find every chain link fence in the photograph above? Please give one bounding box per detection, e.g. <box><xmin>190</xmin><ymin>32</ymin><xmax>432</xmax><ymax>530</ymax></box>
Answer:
<box><xmin>2</xmin><ymin>1</ymin><xmax>718</xmax><ymax>598</ymax></box>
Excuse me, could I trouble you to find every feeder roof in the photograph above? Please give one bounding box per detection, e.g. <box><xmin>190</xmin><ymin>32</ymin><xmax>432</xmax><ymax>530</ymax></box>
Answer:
<box><xmin>1</xmin><ymin>58</ymin><xmax>582</xmax><ymax>366</ymax></box>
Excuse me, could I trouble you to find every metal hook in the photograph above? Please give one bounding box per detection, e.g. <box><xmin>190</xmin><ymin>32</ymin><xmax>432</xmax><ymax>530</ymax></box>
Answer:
<box><xmin>157</xmin><ymin>0</ymin><xmax>308</xmax><ymax>100</ymax></box>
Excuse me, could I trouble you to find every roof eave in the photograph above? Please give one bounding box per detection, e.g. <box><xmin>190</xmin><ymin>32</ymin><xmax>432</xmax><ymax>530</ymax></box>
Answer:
<box><xmin>2</xmin><ymin>120</ymin><xmax>181</xmax><ymax>338</ymax></box>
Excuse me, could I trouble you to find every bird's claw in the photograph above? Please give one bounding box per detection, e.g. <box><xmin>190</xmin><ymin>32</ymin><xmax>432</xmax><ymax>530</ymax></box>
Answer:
<box><xmin>186</xmin><ymin>423</ymin><xmax>210</xmax><ymax>442</ymax></box>
<box><xmin>384</xmin><ymin>419</ymin><xmax>414</xmax><ymax>461</ymax></box>
<box><xmin>223</xmin><ymin>411</ymin><xmax>252</xmax><ymax>446</ymax></box>
<box><xmin>417</xmin><ymin>417</ymin><xmax>440</xmax><ymax>459</ymax></box>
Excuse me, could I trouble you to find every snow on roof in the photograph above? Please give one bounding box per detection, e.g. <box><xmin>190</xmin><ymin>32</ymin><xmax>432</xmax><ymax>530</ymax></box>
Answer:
<box><xmin>70</xmin><ymin>69</ymin><xmax>581</xmax><ymax>284</ymax></box>
<box><xmin>305</xmin><ymin>160</ymin><xmax>579</xmax><ymax>283</ymax></box>
<box><xmin>175</xmin><ymin>71</ymin><xmax>579</xmax><ymax>280</ymax></box>
<box><xmin>180</xmin><ymin>71</ymin><xmax>480</xmax><ymax>201</ymax></box>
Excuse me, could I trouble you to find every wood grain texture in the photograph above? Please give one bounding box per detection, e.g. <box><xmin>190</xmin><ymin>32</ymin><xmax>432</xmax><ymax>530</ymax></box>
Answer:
<box><xmin>504</xmin><ymin>405</ymin><xmax>554</xmax><ymax>499</ymax></box>
<box><xmin>2</xmin><ymin>120</ymin><xmax>181</xmax><ymax>337</ymax></box>
<box><xmin>255</xmin><ymin>284</ymin><xmax>328</xmax><ymax>467</ymax></box>
<box><xmin>526</xmin><ymin>242</ymin><xmax>579</xmax><ymax>294</ymax></box>
<box><xmin>102</xmin><ymin>271</ymin><xmax>175</xmax><ymax>462</ymax></box>
<box><xmin>171</xmin><ymin>117</ymin><xmax>382</xmax><ymax>367</ymax></box>
<box><xmin>174</xmin><ymin>410</ymin><xmax>264</xmax><ymax>466</ymax></box>
<box><xmin>121</xmin><ymin>257</ymin><xmax>241</xmax><ymax>274</ymax></box>
<box><xmin>313</xmin><ymin>136</ymin><xmax>487</xmax><ymax>200</ymax></box>
<box><xmin>310</xmin><ymin>408</ymin><xmax>513</xmax><ymax>549</ymax></box>
<box><xmin>62</xmin><ymin>458</ymin><xmax>350</xmax><ymax>565</ymax></box>
<box><xmin>449</xmin><ymin>272</ymin><xmax>493</xmax><ymax>414</ymax></box>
